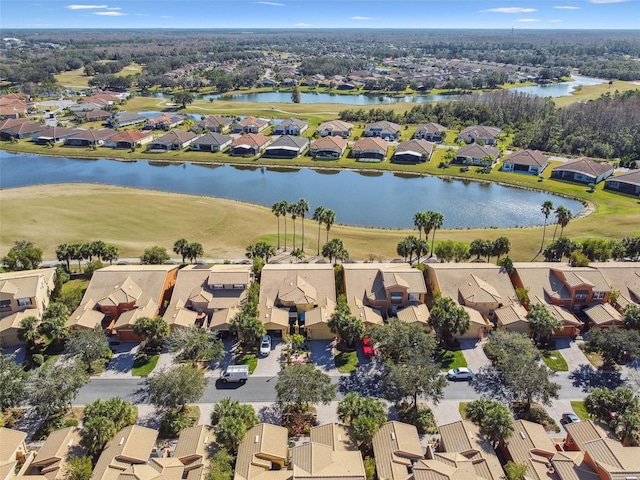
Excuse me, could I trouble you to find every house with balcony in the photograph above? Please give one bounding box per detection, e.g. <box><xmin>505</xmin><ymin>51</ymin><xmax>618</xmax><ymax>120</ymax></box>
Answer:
<box><xmin>163</xmin><ymin>264</ymin><xmax>251</xmax><ymax>333</ymax></box>
<box><xmin>258</xmin><ymin>264</ymin><xmax>336</xmax><ymax>338</ymax></box>
<box><xmin>343</xmin><ymin>263</ymin><xmax>427</xmax><ymax>320</ymax></box>
<box><xmin>0</xmin><ymin>268</ymin><xmax>56</xmax><ymax>347</ymax></box>
<box><xmin>66</xmin><ymin>265</ymin><xmax>178</xmax><ymax>340</ymax></box>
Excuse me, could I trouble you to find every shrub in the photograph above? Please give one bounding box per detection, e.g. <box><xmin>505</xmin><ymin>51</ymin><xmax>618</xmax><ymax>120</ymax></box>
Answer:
<box><xmin>160</xmin><ymin>409</ymin><xmax>197</xmax><ymax>438</ymax></box>
<box><xmin>32</xmin><ymin>354</ymin><xmax>44</xmax><ymax>367</ymax></box>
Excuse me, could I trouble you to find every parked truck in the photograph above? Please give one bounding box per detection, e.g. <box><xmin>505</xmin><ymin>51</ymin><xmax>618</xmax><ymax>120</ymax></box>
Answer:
<box><xmin>219</xmin><ymin>364</ymin><xmax>249</xmax><ymax>384</ymax></box>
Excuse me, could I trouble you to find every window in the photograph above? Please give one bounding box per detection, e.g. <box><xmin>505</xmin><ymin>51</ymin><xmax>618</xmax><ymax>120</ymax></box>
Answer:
<box><xmin>592</xmin><ymin>291</ymin><xmax>605</xmax><ymax>300</ymax></box>
<box><xmin>0</xmin><ymin>299</ymin><xmax>10</xmax><ymax>310</ymax></box>
<box><xmin>575</xmin><ymin>290</ymin><xmax>588</xmax><ymax>301</ymax></box>
<box><xmin>608</xmin><ymin>181</ymin><xmax>619</xmax><ymax>189</ymax></box>
<box><xmin>408</xmin><ymin>293</ymin><xmax>420</xmax><ymax>302</ymax></box>
<box><xmin>233</xmin><ymin>284</ymin><xmax>245</xmax><ymax>290</ymax></box>
<box><xmin>390</xmin><ymin>292</ymin><xmax>403</xmax><ymax>304</ymax></box>
<box><xmin>213</xmin><ymin>284</ymin><xmax>224</xmax><ymax>290</ymax></box>
<box><xmin>18</xmin><ymin>298</ymin><xmax>32</xmax><ymax>307</ymax></box>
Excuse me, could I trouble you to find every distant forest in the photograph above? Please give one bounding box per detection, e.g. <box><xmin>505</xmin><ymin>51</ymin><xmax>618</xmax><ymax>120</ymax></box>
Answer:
<box><xmin>340</xmin><ymin>90</ymin><xmax>640</xmax><ymax>161</ymax></box>
<box><xmin>2</xmin><ymin>29</ymin><xmax>640</xmax><ymax>86</ymax></box>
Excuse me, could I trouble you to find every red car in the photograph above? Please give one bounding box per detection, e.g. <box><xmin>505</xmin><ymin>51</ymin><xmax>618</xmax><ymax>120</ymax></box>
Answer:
<box><xmin>362</xmin><ymin>337</ymin><xmax>375</xmax><ymax>357</ymax></box>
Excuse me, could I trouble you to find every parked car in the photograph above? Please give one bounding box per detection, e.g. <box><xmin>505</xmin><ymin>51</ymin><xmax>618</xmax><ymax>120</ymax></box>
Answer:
<box><xmin>219</xmin><ymin>365</ymin><xmax>249</xmax><ymax>384</ymax></box>
<box><xmin>260</xmin><ymin>335</ymin><xmax>272</xmax><ymax>356</ymax></box>
<box><xmin>562</xmin><ymin>412</ymin><xmax>580</xmax><ymax>425</ymax></box>
<box><xmin>362</xmin><ymin>337</ymin><xmax>375</xmax><ymax>357</ymax></box>
<box><xmin>446</xmin><ymin>367</ymin><xmax>475</xmax><ymax>381</ymax></box>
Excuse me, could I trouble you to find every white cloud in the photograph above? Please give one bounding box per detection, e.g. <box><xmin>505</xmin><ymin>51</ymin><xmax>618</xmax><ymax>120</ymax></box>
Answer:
<box><xmin>255</xmin><ymin>1</ymin><xmax>285</xmax><ymax>5</ymax></box>
<box><xmin>294</xmin><ymin>23</ymin><xmax>312</xmax><ymax>27</ymax></box>
<box><xmin>549</xmin><ymin>19</ymin><xmax>564</xmax><ymax>22</ymax></box>
<box><xmin>93</xmin><ymin>10</ymin><xmax>126</xmax><ymax>15</ymax></box>
<box><xmin>351</xmin><ymin>16</ymin><xmax>377</xmax><ymax>20</ymax></box>
<box><xmin>554</xmin><ymin>5</ymin><xmax>581</xmax><ymax>9</ymax></box>
<box><xmin>517</xmin><ymin>18</ymin><xmax>541</xmax><ymax>21</ymax></box>
<box><xmin>160</xmin><ymin>15</ymin><xmax>173</xmax><ymax>18</ymax></box>
<box><xmin>106</xmin><ymin>6</ymin><xmax>121</xmax><ymax>10</ymax></box>
<box><xmin>66</xmin><ymin>4</ymin><xmax>107</xmax><ymax>9</ymax></box>
<box><xmin>483</xmin><ymin>7</ymin><xmax>537</xmax><ymax>13</ymax></box>
<box><xmin>590</xmin><ymin>0</ymin><xmax>627</xmax><ymax>3</ymax></box>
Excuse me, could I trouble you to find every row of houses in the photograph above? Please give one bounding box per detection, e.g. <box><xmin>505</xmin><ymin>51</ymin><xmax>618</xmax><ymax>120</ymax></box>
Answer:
<box><xmin>2</xmin><ymin>260</ymin><xmax>638</xmax><ymax>347</ymax></box>
<box><xmin>3</xmin><ymin>416</ymin><xmax>638</xmax><ymax>480</ymax></box>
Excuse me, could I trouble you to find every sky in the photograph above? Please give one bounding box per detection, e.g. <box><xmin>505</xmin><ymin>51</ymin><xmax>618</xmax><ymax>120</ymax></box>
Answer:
<box><xmin>1</xmin><ymin>0</ymin><xmax>638</xmax><ymax>30</ymax></box>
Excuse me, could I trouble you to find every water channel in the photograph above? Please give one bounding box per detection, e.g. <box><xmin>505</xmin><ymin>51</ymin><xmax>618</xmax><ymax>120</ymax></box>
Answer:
<box><xmin>0</xmin><ymin>153</ymin><xmax>584</xmax><ymax>230</ymax></box>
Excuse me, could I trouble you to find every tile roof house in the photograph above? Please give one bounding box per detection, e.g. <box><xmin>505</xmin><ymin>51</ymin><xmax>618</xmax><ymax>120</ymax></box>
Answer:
<box><xmin>24</xmin><ymin>427</ymin><xmax>85</xmax><ymax>480</ymax></box>
<box><xmin>263</xmin><ymin>135</ymin><xmax>309</xmax><ymax>158</ymax></box>
<box><xmin>457</xmin><ymin>125</ymin><xmax>501</xmax><ymax>146</ymax></box>
<box><xmin>499</xmin><ymin>420</ymin><xmax>558</xmax><ymax>480</ymax></box>
<box><xmin>372</xmin><ymin>421</ymin><xmax>424</xmax><ymax>480</ymax></box>
<box><xmin>190</xmin><ymin>132</ymin><xmax>233</xmax><ymax>152</ymax></box>
<box><xmin>0</xmin><ymin>268</ymin><xmax>57</xmax><ymax>346</ymax></box>
<box><xmin>66</xmin><ymin>265</ymin><xmax>179</xmax><ymax>339</ymax></box>
<box><xmin>582</xmin><ymin>438</ymin><xmax>640</xmax><ymax>478</ymax></box>
<box><xmin>426</xmin><ymin>263</ymin><xmax>517</xmax><ymax>337</ymax></box>
<box><xmin>0</xmin><ymin>427</ymin><xmax>30</xmax><ymax>480</ymax></box>
<box><xmin>0</xmin><ymin>118</ymin><xmax>46</xmax><ymax>139</ymax></box>
<box><xmin>104</xmin><ymin>130</ymin><xmax>154</xmax><ymax>149</ymax></box>
<box><xmin>143</xmin><ymin>113</ymin><xmax>185</xmax><ymax>131</ymax></box>
<box><xmin>290</xmin><ymin>424</ymin><xmax>365</xmax><ymax>480</ymax></box>
<box><xmin>74</xmin><ymin>108</ymin><xmax>112</xmax><ymax>123</ymax></box>
<box><xmin>258</xmin><ymin>264</ymin><xmax>336</xmax><ymax>338</ymax></box>
<box><xmin>392</xmin><ymin>139</ymin><xmax>435</xmax><ymax>164</ymax></box>
<box><xmin>229</xmin><ymin>133</ymin><xmax>271</xmax><ymax>157</ymax></box>
<box><xmin>604</xmin><ymin>170</ymin><xmax>640</xmax><ymax>197</ymax></box>
<box><xmin>174</xmin><ymin>425</ymin><xmax>216</xmax><ymax>480</ymax></box>
<box><xmin>395</xmin><ymin>303</ymin><xmax>431</xmax><ymax>328</ymax></box>
<box><xmin>413</xmin><ymin>122</ymin><xmax>447</xmax><ymax>143</ymax></box>
<box><xmin>106</xmin><ymin>111</ymin><xmax>147</xmax><ymax>129</ymax></box>
<box><xmin>91</xmin><ymin>425</ymin><xmax>158</xmax><ymax>480</ymax></box>
<box><xmin>32</xmin><ymin>126</ymin><xmax>83</xmax><ymax>145</ymax></box>
<box><xmin>363</xmin><ymin>120</ymin><xmax>401</xmax><ymax>140</ymax></box>
<box><xmin>550</xmin><ymin>158</ymin><xmax>614</xmax><ymax>185</ymax></box>
<box><xmin>563</xmin><ymin>421</ymin><xmax>613</xmax><ymax>453</ymax></box>
<box><xmin>316</xmin><ymin>120</ymin><xmax>353</xmax><ymax>139</ymax></box>
<box><xmin>273</xmin><ymin>118</ymin><xmax>308</xmax><ymax>136</ymax></box>
<box><xmin>512</xmin><ymin>263</ymin><xmax>611</xmax><ymax>315</ymax></box>
<box><xmin>308</xmin><ymin>136</ymin><xmax>348</xmax><ymax>160</ymax></box>
<box><xmin>435</xmin><ymin>420</ymin><xmax>504</xmax><ymax>480</ymax></box>
<box><xmin>64</xmin><ymin>128</ymin><xmax>117</xmax><ymax>147</ymax></box>
<box><xmin>501</xmin><ymin>150</ymin><xmax>550</xmax><ymax>175</ymax></box>
<box><xmin>148</xmin><ymin>130</ymin><xmax>198</xmax><ymax>151</ymax></box>
<box><xmin>494</xmin><ymin>303</ymin><xmax>530</xmax><ymax>335</ymax></box>
<box><xmin>454</xmin><ymin>144</ymin><xmax>500</xmax><ymax>167</ymax></box>
<box><xmin>350</xmin><ymin>137</ymin><xmax>388</xmax><ymax>162</ymax></box>
<box><xmin>163</xmin><ymin>265</ymin><xmax>251</xmax><ymax>332</ymax></box>
<box><xmin>233</xmin><ymin>423</ymin><xmax>288</xmax><ymax>480</ymax></box>
<box><xmin>590</xmin><ymin>262</ymin><xmax>640</xmax><ymax>311</ymax></box>
<box><xmin>232</xmin><ymin>116</ymin><xmax>270</xmax><ymax>134</ymax></box>
<box><xmin>191</xmin><ymin>116</ymin><xmax>234</xmax><ymax>134</ymax></box>
<box><xmin>343</xmin><ymin>263</ymin><xmax>427</xmax><ymax>320</ymax></box>
<box><xmin>583</xmin><ymin>302</ymin><xmax>623</xmax><ymax>329</ymax></box>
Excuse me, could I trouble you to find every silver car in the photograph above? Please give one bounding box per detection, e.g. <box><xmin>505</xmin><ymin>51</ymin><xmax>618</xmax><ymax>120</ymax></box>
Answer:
<box><xmin>260</xmin><ymin>335</ymin><xmax>272</xmax><ymax>356</ymax></box>
<box><xmin>446</xmin><ymin>367</ymin><xmax>475</xmax><ymax>381</ymax></box>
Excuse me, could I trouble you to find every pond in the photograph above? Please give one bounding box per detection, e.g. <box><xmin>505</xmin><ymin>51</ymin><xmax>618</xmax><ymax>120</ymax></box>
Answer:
<box><xmin>0</xmin><ymin>153</ymin><xmax>584</xmax><ymax>230</ymax></box>
<box><xmin>508</xmin><ymin>75</ymin><xmax>607</xmax><ymax>98</ymax></box>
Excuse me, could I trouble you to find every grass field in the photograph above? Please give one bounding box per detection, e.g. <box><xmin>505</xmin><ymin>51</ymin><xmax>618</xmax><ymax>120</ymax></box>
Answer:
<box><xmin>54</xmin><ymin>68</ymin><xmax>90</xmax><ymax>88</ymax></box>
<box><xmin>131</xmin><ymin>353</ymin><xmax>159</xmax><ymax>376</ymax></box>
<box><xmin>552</xmin><ymin>80</ymin><xmax>640</xmax><ymax>108</ymax></box>
<box><xmin>570</xmin><ymin>401</ymin><xmax>590</xmax><ymax>420</ymax></box>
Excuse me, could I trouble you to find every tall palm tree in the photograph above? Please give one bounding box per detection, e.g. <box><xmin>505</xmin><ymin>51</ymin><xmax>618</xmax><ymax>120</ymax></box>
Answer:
<box><xmin>555</xmin><ymin>206</ymin><xmax>573</xmax><ymax>239</ymax></box>
<box><xmin>426</xmin><ymin>211</ymin><xmax>444</xmax><ymax>257</ymax></box>
<box><xmin>280</xmin><ymin>200</ymin><xmax>289</xmax><ymax>251</ymax></box>
<box><xmin>324</xmin><ymin>209</ymin><xmax>336</xmax><ymax>243</ymax></box>
<box><xmin>298</xmin><ymin>198</ymin><xmax>310</xmax><ymax>252</ymax></box>
<box><xmin>413</xmin><ymin>211</ymin><xmax>427</xmax><ymax>240</ymax></box>
<box><xmin>539</xmin><ymin>200</ymin><xmax>554</xmax><ymax>252</ymax></box>
<box><xmin>312</xmin><ymin>205</ymin><xmax>325</xmax><ymax>255</ymax></box>
<box><xmin>272</xmin><ymin>201</ymin><xmax>283</xmax><ymax>250</ymax></box>
<box><xmin>288</xmin><ymin>201</ymin><xmax>298</xmax><ymax>251</ymax></box>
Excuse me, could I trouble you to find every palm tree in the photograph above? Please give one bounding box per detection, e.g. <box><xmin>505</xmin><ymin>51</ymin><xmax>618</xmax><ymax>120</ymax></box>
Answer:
<box><xmin>413</xmin><ymin>211</ymin><xmax>427</xmax><ymax>240</ymax></box>
<box><xmin>539</xmin><ymin>200</ymin><xmax>554</xmax><ymax>253</ymax></box>
<box><xmin>272</xmin><ymin>201</ymin><xmax>285</xmax><ymax>250</ymax></box>
<box><xmin>426</xmin><ymin>211</ymin><xmax>444</xmax><ymax>257</ymax></box>
<box><xmin>312</xmin><ymin>205</ymin><xmax>325</xmax><ymax>255</ymax></box>
<box><xmin>414</xmin><ymin>238</ymin><xmax>429</xmax><ymax>264</ymax></box>
<box><xmin>173</xmin><ymin>238</ymin><xmax>189</xmax><ymax>264</ymax></box>
<box><xmin>297</xmin><ymin>198</ymin><xmax>310</xmax><ymax>252</ymax></box>
<box><xmin>288</xmin><ymin>201</ymin><xmax>298</xmax><ymax>251</ymax></box>
<box><xmin>554</xmin><ymin>206</ymin><xmax>573</xmax><ymax>239</ymax></box>
<box><xmin>324</xmin><ymin>209</ymin><xmax>335</xmax><ymax>243</ymax></box>
<box><xmin>56</xmin><ymin>243</ymin><xmax>71</xmax><ymax>272</ymax></box>
<box><xmin>280</xmin><ymin>200</ymin><xmax>289</xmax><ymax>251</ymax></box>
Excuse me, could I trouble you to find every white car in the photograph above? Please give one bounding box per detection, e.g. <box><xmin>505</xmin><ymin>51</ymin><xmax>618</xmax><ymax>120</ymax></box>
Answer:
<box><xmin>447</xmin><ymin>367</ymin><xmax>475</xmax><ymax>381</ymax></box>
<box><xmin>260</xmin><ymin>335</ymin><xmax>272</xmax><ymax>356</ymax></box>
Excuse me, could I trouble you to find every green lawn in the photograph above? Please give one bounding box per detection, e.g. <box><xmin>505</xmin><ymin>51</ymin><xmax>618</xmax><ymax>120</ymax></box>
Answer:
<box><xmin>459</xmin><ymin>402</ymin><xmax>470</xmax><ymax>420</ymax></box>
<box><xmin>570</xmin><ymin>401</ymin><xmax>591</xmax><ymax>421</ymax></box>
<box><xmin>435</xmin><ymin>348</ymin><xmax>467</xmax><ymax>371</ymax></box>
<box><xmin>131</xmin><ymin>353</ymin><xmax>159</xmax><ymax>376</ymax></box>
<box><xmin>540</xmin><ymin>349</ymin><xmax>569</xmax><ymax>372</ymax></box>
<box><xmin>334</xmin><ymin>350</ymin><xmax>359</xmax><ymax>373</ymax></box>
<box><xmin>235</xmin><ymin>353</ymin><xmax>258</xmax><ymax>373</ymax></box>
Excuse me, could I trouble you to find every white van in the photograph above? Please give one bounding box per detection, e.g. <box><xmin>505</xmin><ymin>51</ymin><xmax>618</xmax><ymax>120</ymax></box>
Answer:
<box><xmin>219</xmin><ymin>365</ymin><xmax>249</xmax><ymax>383</ymax></box>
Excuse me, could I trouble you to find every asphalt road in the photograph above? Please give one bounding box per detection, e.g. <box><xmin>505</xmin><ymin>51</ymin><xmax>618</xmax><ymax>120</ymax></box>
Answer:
<box><xmin>74</xmin><ymin>370</ymin><xmax>601</xmax><ymax>406</ymax></box>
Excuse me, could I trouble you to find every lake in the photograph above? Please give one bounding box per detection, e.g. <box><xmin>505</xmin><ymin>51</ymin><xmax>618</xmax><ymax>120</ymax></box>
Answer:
<box><xmin>0</xmin><ymin>153</ymin><xmax>584</xmax><ymax>230</ymax></box>
<box><xmin>194</xmin><ymin>75</ymin><xmax>606</xmax><ymax>105</ymax></box>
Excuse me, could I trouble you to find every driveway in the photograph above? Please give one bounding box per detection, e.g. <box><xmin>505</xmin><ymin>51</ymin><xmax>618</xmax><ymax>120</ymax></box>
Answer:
<box><xmin>252</xmin><ymin>337</ymin><xmax>285</xmax><ymax>378</ymax></box>
<box><xmin>459</xmin><ymin>339</ymin><xmax>491</xmax><ymax>371</ymax></box>
<box><xmin>308</xmin><ymin>340</ymin><xmax>340</xmax><ymax>375</ymax></box>
<box><xmin>554</xmin><ymin>338</ymin><xmax>593</xmax><ymax>373</ymax></box>
<box><xmin>100</xmin><ymin>342</ymin><xmax>138</xmax><ymax>378</ymax></box>
<box><xmin>2</xmin><ymin>345</ymin><xmax>26</xmax><ymax>365</ymax></box>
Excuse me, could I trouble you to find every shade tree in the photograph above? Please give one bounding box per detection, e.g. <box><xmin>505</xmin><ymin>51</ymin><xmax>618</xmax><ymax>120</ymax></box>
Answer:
<box><xmin>27</xmin><ymin>360</ymin><xmax>88</xmax><ymax>421</ymax></box>
<box><xmin>275</xmin><ymin>363</ymin><xmax>336</xmax><ymax>412</ymax></box>
<box><xmin>210</xmin><ymin>398</ymin><xmax>258</xmax><ymax>453</ymax></box>
<box><xmin>428</xmin><ymin>296</ymin><xmax>470</xmax><ymax>343</ymax></box>
<box><xmin>230</xmin><ymin>312</ymin><xmax>265</xmax><ymax>346</ymax></box>
<box><xmin>64</xmin><ymin>327</ymin><xmax>113</xmax><ymax>373</ymax></box>
<box><xmin>147</xmin><ymin>364</ymin><xmax>208</xmax><ymax>412</ymax></box>
<box><xmin>0</xmin><ymin>354</ymin><xmax>29</xmax><ymax>413</ymax></box>
<box><xmin>166</xmin><ymin>327</ymin><xmax>224</xmax><ymax>365</ymax></box>
<box><xmin>141</xmin><ymin>246</ymin><xmax>170</xmax><ymax>265</ymax></box>
<box><xmin>132</xmin><ymin>316</ymin><xmax>170</xmax><ymax>351</ymax></box>
<box><xmin>526</xmin><ymin>303</ymin><xmax>561</xmax><ymax>344</ymax></box>
<box><xmin>2</xmin><ymin>240</ymin><xmax>42</xmax><ymax>271</ymax></box>
<box><xmin>367</xmin><ymin>319</ymin><xmax>437</xmax><ymax>365</ymax></box>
